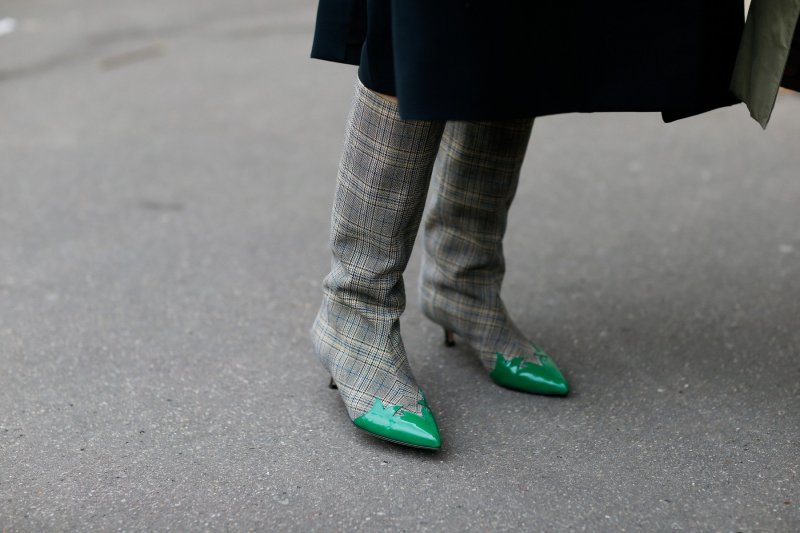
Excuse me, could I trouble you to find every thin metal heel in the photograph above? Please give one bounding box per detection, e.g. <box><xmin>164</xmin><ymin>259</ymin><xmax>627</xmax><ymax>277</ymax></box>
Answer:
<box><xmin>444</xmin><ymin>328</ymin><xmax>456</xmax><ymax>347</ymax></box>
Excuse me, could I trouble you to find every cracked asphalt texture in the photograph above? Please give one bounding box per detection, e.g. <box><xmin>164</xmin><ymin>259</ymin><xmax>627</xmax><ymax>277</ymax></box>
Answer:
<box><xmin>1</xmin><ymin>1</ymin><xmax>798</xmax><ymax>531</ymax></box>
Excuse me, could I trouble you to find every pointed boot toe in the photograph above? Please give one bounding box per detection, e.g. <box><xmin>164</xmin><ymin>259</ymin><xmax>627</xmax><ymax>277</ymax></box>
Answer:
<box><xmin>352</xmin><ymin>397</ymin><xmax>442</xmax><ymax>450</ymax></box>
<box><xmin>489</xmin><ymin>344</ymin><xmax>569</xmax><ymax>396</ymax></box>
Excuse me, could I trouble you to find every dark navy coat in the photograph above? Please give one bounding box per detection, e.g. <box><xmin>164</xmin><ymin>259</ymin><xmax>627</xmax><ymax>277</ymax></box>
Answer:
<box><xmin>311</xmin><ymin>1</ymin><xmax>744</xmax><ymax>122</ymax></box>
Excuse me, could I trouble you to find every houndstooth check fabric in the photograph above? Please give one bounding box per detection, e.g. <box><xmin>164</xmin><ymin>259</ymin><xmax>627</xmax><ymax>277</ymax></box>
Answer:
<box><xmin>311</xmin><ymin>78</ymin><xmax>445</xmax><ymax>419</ymax></box>
<box><xmin>420</xmin><ymin>118</ymin><xmax>538</xmax><ymax>370</ymax></box>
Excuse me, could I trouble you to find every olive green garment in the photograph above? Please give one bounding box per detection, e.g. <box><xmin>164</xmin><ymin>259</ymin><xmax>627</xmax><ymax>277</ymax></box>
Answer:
<box><xmin>731</xmin><ymin>0</ymin><xmax>800</xmax><ymax>128</ymax></box>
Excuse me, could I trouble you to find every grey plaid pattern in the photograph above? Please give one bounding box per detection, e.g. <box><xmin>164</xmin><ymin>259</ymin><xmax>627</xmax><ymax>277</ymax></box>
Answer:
<box><xmin>311</xmin><ymin>78</ymin><xmax>445</xmax><ymax>419</ymax></box>
<box><xmin>420</xmin><ymin>118</ymin><xmax>538</xmax><ymax>370</ymax></box>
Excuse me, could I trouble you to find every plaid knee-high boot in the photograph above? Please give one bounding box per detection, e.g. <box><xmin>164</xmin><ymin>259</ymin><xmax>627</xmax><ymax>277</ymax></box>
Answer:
<box><xmin>420</xmin><ymin>119</ymin><xmax>569</xmax><ymax>395</ymax></box>
<box><xmin>311</xmin><ymin>78</ymin><xmax>445</xmax><ymax>448</ymax></box>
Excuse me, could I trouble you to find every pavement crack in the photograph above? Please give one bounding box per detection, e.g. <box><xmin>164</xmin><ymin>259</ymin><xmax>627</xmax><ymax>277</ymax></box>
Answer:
<box><xmin>99</xmin><ymin>43</ymin><xmax>165</xmax><ymax>71</ymax></box>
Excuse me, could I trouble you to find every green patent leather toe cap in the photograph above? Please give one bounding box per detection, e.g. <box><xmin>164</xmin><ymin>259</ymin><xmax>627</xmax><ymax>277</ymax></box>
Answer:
<box><xmin>352</xmin><ymin>396</ymin><xmax>442</xmax><ymax>449</ymax></box>
<box><xmin>489</xmin><ymin>344</ymin><xmax>569</xmax><ymax>396</ymax></box>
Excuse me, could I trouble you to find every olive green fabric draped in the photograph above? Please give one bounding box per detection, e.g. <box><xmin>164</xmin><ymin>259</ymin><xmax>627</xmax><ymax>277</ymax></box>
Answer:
<box><xmin>731</xmin><ymin>0</ymin><xmax>800</xmax><ymax>128</ymax></box>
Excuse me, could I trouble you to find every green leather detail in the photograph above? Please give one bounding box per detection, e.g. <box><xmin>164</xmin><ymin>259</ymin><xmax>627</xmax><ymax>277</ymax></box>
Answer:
<box><xmin>352</xmin><ymin>396</ymin><xmax>442</xmax><ymax>449</ymax></box>
<box><xmin>489</xmin><ymin>343</ymin><xmax>569</xmax><ymax>395</ymax></box>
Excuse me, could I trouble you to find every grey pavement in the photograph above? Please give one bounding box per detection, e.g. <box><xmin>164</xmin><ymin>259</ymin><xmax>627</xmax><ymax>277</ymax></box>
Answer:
<box><xmin>1</xmin><ymin>1</ymin><xmax>799</xmax><ymax>531</ymax></box>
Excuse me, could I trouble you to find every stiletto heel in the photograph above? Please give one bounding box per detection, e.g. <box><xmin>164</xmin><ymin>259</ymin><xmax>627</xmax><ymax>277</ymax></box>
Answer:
<box><xmin>444</xmin><ymin>328</ymin><xmax>456</xmax><ymax>347</ymax></box>
<box><xmin>329</xmin><ymin>377</ymin><xmax>338</xmax><ymax>389</ymax></box>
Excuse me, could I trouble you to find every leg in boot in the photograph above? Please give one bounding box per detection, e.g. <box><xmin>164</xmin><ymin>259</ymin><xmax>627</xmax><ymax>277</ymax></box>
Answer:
<box><xmin>312</xmin><ymin>78</ymin><xmax>446</xmax><ymax>448</ymax></box>
<box><xmin>420</xmin><ymin>119</ymin><xmax>568</xmax><ymax>395</ymax></box>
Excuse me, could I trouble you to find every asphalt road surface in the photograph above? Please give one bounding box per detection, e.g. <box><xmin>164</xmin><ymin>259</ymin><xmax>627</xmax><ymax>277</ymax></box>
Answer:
<box><xmin>1</xmin><ymin>1</ymin><xmax>798</xmax><ymax>531</ymax></box>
